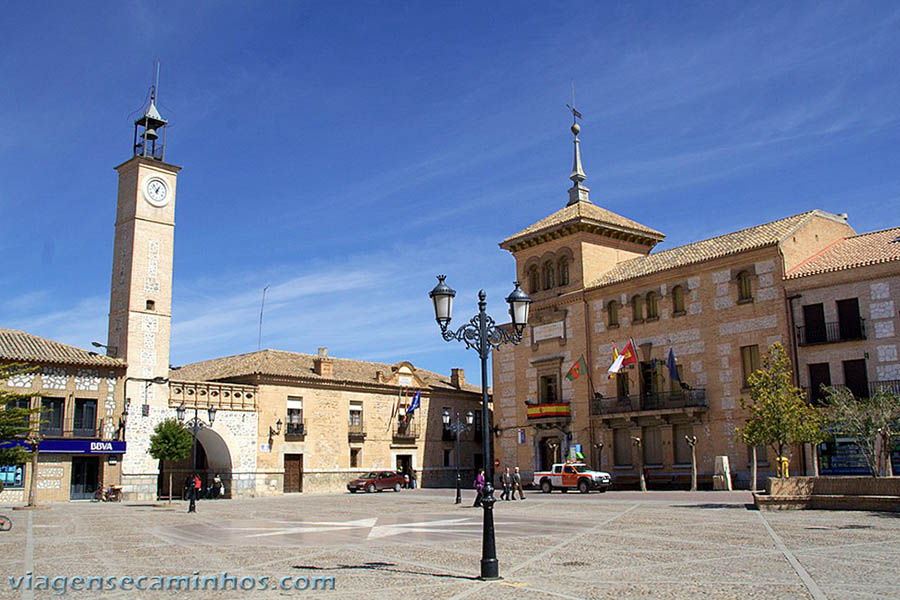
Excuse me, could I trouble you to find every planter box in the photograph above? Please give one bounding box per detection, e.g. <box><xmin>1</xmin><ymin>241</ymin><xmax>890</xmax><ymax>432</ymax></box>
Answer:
<box><xmin>755</xmin><ymin>476</ymin><xmax>900</xmax><ymax>512</ymax></box>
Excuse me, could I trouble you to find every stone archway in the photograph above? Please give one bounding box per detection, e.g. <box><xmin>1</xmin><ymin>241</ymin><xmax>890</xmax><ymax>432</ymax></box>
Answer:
<box><xmin>157</xmin><ymin>426</ymin><xmax>234</xmax><ymax>499</ymax></box>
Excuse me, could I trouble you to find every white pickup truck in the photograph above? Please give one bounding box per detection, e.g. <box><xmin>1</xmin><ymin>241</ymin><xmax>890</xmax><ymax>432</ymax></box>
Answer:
<box><xmin>533</xmin><ymin>462</ymin><xmax>612</xmax><ymax>494</ymax></box>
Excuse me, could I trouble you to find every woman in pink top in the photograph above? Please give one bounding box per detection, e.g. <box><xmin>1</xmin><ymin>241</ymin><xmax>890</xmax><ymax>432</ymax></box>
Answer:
<box><xmin>473</xmin><ymin>469</ymin><xmax>485</xmax><ymax>507</ymax></box>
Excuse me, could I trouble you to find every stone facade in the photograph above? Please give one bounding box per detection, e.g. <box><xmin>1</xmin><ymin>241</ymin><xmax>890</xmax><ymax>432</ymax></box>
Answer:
<box><xmin>0</xmin><ymin>351</ymin><xmax>126</xmax><ymax>504</ymax></box>
<box><xmin>162</xmin><ymin>356</ymin><xmax>485</xmax><ymax>497</ymax></box>
<box><xmin>492</xmin><ymin>161</ymin><xmax>867</xmax><ymax>489</ymax></box>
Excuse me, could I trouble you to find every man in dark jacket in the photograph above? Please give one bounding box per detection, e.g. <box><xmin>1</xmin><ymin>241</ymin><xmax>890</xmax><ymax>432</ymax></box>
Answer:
<box><xmin>513</xmin><ymin>466</ymin><xmax>525</xmax><ymax>500</ymax></box>
<box><xmin>500</xmin><ymin>467</ymin><xmax>512</xmax><ymax>501</ymax></box>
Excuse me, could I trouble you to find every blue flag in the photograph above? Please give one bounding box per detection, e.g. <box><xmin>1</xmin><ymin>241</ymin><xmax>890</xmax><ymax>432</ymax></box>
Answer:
<box><xmin>406</xmin><ymin>390</ymin><xmax>421</xmax><ymax>416</ymax></box>
<box><xmin>667</xmin><ymin>348</ymin><xmax>680</xmax><ymax>383</ymax></box>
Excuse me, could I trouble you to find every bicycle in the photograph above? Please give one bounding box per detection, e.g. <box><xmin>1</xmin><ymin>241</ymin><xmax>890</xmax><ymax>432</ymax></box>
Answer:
<box><xmin>0</xmin><ymin>515</ymin><xmax>11</xmax><ymax>532</ymax></box>
<box><xmin>92</xmin><ymin>486</ymin><xmax>123</xmax><ymax>502</ymax></box>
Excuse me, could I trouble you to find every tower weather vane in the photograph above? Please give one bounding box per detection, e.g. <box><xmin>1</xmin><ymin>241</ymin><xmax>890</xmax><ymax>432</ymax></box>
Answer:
<box><xmin>566</xmin><ymin>81</ymin><xmax>583</xmax><ymax>122</ymax></box>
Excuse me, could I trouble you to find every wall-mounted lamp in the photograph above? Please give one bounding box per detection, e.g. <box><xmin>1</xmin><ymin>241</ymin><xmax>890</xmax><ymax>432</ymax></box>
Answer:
<box><xmin>269</xmin><ymin>419</ymin><xmax>283</xmax><ymax>437</ymax></box>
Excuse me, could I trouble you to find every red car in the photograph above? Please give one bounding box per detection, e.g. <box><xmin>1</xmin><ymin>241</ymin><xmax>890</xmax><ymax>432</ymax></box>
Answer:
<box><xmin>347</xmin><ymin>471</ymin><xmax>405</xmax><ymax>493</ymax></box>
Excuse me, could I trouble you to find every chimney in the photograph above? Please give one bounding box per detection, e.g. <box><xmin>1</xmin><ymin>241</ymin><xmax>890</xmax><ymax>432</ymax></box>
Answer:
<box><xmin>451</xmin><ymin>368</ymin><xmax>465</xmax><ymax>389</ymax></box>
<box><xmin>314</xmin><ymin>347</ymin><xmax>333</xmax><ymax>377</ymax></box>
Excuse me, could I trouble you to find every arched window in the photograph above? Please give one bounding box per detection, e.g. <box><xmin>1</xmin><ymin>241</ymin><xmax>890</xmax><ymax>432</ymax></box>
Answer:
<box><xmin>632</xmin><ymin>295</ymin><xmax>644</xmax><ymax>322</ymax></box>
<box><xmin>607</xmin><ymin>300</ymin><xmax>619</xmax><ymax>327</ymax></box>
<box><xmin>542</xmin><ymin>262</ymin><xmax>555</xmax><ymax>290</ymax></box>
<box><xmin>737</xmin><ymin>271</ymin><xmax>752</xmax><ymax>302</ymax></box>
<box><xmin>646</xmin><ymin>292</ymin><xmax>659</xmax><ymax>319</ymax></box>
<box><xmin>672</xmin><ymin>285</ymin><xmax>685</xmax><ymax>315</ymax></box>
<box><xmin>528</xmin><ymin>266</ymin><xmax>539</xmax><ymax>294</ymax></box>
<box><xmin>558</xmin><ymin>258</ymin><xmax>569</xmax><ymax>286</ymax></box>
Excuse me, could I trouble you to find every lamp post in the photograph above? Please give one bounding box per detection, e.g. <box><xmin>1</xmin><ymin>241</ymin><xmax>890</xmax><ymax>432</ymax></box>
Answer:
<box><xmin>592</xmin><ymin>441</ymin><xmax>604</xmax><ymax>471</ymax></box>
<box><xmin>430</xmin><ymin>275</ymin><xmax>532</xmax><ymax>580</ymax></box>
<box><xmin>442</xmin><ymin>407</ymin><xmax>474</xmax><ymax>504</ymax></box>
<box><xmin>176</xmin><ymin>403</ymin><xmax>217</xmax><ymax>513</ymax></box>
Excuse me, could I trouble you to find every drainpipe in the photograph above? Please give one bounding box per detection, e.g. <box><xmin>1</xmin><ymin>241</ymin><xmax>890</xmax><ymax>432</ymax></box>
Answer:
<box><xmin>786</xmin><ymin>291</ymin><xmax>811</xmax><ymax>475</ymax></box>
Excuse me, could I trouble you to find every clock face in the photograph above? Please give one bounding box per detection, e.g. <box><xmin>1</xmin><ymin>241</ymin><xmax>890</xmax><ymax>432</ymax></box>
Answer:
<box><xmin>143</xmin><ymin>176</ymin><xmax>170</xmax><ymax>207</ymax></box>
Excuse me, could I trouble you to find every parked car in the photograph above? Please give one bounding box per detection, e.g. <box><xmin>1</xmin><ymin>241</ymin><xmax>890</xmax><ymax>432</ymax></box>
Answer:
<box><xmin>347</xmin><ymin>471</ymin><xmax>405</xmax><ymax>493</ymax></box>
<box><xmin>533</xmin><ymin>462</ymin><xmax>611</xmax><ymax>493</ymax></box>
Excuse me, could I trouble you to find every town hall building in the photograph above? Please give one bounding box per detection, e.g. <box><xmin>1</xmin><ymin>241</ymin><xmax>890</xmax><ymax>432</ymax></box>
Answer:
<box><xmin>491</xmin><ymin>118</ymin><xmax>900</xmax><ymax>489</ymax></box>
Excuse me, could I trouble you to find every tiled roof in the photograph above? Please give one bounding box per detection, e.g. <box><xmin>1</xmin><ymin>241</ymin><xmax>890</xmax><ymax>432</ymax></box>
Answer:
<box><xmin>589</xmin><ymin>211</ymin><xmax>824</xmax><ymax>287</ymax></box>
<box><xmin>501</xmin><ymin>201</ymin><xmax>665</xmax><ymax>248</ymax></box>
<box><xmin>171</xmin><ymin>349</ymin><xmax>483</xmax><ymax>394</ymax></box>
<box><xmin>786</xmin><ymin>227</ymin><xmax>900</xmax><ymax>279</ymax></box>
<box><xmin>0</xmin><ymin>328</ymin><xmax>124</xmax><ymax>368</ymax></box>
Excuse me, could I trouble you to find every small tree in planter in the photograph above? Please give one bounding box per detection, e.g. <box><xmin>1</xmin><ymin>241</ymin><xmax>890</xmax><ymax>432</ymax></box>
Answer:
<box><xmin>148</xmin><ymin>419</ymin><xmax>193</xmax><ymax>503</ymax></box>
<box><xmin>740</xmin><ymin>343</ymin><xmax>825</xmax><ymax>478</ymax></box>
<box><xmin>824</xmin><ymin>386</ymin><xmax>900</xmax><ymax>477</ymax></box>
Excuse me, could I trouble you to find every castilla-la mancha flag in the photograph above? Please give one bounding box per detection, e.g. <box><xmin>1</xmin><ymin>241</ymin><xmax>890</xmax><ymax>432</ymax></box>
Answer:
<box><xmin>607</xmin><ymin>339</ymin><xmax>638</xmax><ymax>376</ymax></box>
<box><xmin>565</xmin><ymin>356</ymin><xmax>586</xmax><ymax>381</ymax></box>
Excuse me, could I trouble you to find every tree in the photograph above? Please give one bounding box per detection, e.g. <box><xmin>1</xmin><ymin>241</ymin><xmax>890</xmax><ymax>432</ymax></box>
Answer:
<box><xmin>0</xmin><ymin>364</ymin><xmax>41</xmax><ymax>504</ymax></box>
<box><xmin>148</xmin><ymin>419</ymin><xmax>193</xmax><ymax>503</ymax></box>
<box><xmin>824</xmin><ymin>386</ymin><xmax>900</xmax><ymax>478</ymax></box>
<box><xmin>738</xmin><ymin>418</ymin><xmax>767</xmax><ymax>491</ymax></box>
<box><xmin>739</xmin><ymin>343</ymin><xmax>825</xmax><ymax>478</ymax></box>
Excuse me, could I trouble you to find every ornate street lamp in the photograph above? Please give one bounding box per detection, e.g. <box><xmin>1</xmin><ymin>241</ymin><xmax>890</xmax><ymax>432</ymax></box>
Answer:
<box><xmin>177</xmin><ymin>403</ymin><xmax>217</xmax><ymax>513</ymax></box>
<box><xmin>443</xmin><ymin>407</ymin><xmax>474</xmax><ymax>504</ymax></box>
<box><xmin>429</xmin><ymin>275</ymin><xmax>532</xmax><ymax>580</ymax></box>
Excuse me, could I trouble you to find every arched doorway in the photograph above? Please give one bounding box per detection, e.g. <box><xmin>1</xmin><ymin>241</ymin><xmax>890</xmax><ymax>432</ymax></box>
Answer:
<box><xmin>538</xmin><ymin>437</ymin><xmax>562</xmax><ymax>471</ymax></box>
<box><xmin>157</xmin><ymin>427</ymin><xmax>233</xmax><ymax>499</ymax></box>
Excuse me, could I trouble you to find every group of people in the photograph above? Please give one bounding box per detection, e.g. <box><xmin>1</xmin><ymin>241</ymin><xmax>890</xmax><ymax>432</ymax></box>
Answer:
<box><xmin>473</xmin><ymin>466</ymin><xmax>525</xmax><ymax>507</ymax></box>
<box><xmin>182</xmin><ymin>473</ymin><xmax>226</xmax><ymax>500</ymax></box>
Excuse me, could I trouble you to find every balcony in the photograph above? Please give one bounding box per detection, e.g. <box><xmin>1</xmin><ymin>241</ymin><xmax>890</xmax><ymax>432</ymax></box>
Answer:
<box><xmin>796</xmin><ymin>319</ymin><xmax>866</xmax><ymax>346</ymax></box>
<box><xmin>348</xmin><ymin>422</ymin><xmax>366</xmax><ymax>441</ymax></box>
<box><xmin>591</xmin><ymin>389</ymin><xmax>708</xmax><ymax>418</ymax></box>
<box><xmin>169</xmin><ymin>380</ymin><xmax>259</xmax><ymax>412</ymax></box>
<box><xmin>40</xmin><ymin>420</ymin><xmax>104</xmax><ymax>439</ymax></box>
<box><xmin>285</xmin><ymin>420</ymin><xmax>305</xmax><ymax>438</ymax></box>
<box><xmin>807</xmin><ymin>380</ymin><xmax>900</xmax><ymax>402</ymax></box>
<box><xmin>392</xmin><ymin>420</ymin><xmax>419</xmax><ymax>441</ymax></box>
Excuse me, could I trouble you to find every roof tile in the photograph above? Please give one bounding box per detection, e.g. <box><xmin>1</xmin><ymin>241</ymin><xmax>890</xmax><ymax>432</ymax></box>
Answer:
<box><xmin>171</xmin><ymin>349</ymin><xmax>482</xmax><ymax>394</ymax></box>
<box><xmin>786</xmin><ymin>227</ymin><xmax>900</xmax><ymax>279</ymax></box>
<box><xmin>589</xmin><ymin>211</ymin><xmax>820</xmax><ymax>287</ymax></box>
<box><xmin>0</xmin><ymin>329</ymin><xmax>124</xmax><ymax>368</ymax></box>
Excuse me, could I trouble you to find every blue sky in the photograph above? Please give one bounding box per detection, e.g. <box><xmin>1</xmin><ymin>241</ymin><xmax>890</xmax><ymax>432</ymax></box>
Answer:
<box><xmin>2</xmin><ymin>2</ymin><xmax>899</xmax><ymax>385</ymax></box>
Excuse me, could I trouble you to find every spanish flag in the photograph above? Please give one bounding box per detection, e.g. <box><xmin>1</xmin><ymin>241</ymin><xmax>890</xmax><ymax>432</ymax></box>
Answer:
<box><xmin>607</xmin><ymin>343</ymin><xmax>618</xmax><ymax>379</ymax></box>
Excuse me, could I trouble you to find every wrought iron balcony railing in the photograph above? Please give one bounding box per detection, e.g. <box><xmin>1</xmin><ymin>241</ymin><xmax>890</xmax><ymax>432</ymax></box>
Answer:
<box><xmin>392</xmin><ymin>420</ymin><xmax>419</xmax><ymax>440</ymax></box>
<box><xmin>285</xmin><ymin>421</ymin><xmax>305</xmax><ymax>437</ymax></box>
<box><xmin>40</xmin><ymin>421</ymin><xmax>104</xmax><ymax>439</ymax></box>
<box><xmin>796</xmin><ymin>319</ymin><xmax>866</xmax><ymax>346</ymax></box>
<box><xmin>590</xmin><ymin>389</ymin><xmax>708</xmax><ymax>416</ymax></box>
<box><xmin>348</xmin><ymin>423</ymin><xmax>366</xmax><ymax>439</ymax></box>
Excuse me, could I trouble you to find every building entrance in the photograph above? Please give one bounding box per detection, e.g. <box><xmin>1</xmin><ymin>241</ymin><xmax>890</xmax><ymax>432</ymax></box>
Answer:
<box><xmin>70</xmin><ymin>456</ymin><xmax>99</xmax><ymax>500</ymax></box>
<box><xmin>157</xmin><ymin>426</ymin><xmax>233</xmax><ymax>499</ymax></box>
<box><xmin>284</xmin><ymin>454</ymin><xmax>303</xmax><ymax>493</ymax></box>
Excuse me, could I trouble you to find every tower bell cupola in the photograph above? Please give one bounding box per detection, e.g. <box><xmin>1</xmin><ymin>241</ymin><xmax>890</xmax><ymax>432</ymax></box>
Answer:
<box><xmin>133</xmin><ymin>86</ymin><xmax>168</xmax><ymax>161</ymax></box>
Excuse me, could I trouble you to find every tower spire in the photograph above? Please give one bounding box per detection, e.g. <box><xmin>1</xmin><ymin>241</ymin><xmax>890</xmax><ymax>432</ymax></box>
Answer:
<box><xmin>566</xmin><ymin>83</ymin><xmax>590</xmax><ymax>206</ymax></box>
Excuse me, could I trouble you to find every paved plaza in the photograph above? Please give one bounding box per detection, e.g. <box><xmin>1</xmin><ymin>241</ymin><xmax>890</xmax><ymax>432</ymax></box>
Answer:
<box><xmin>1</xmin><ymin>489</ymin><xmax>898</xmax><ymax>599</ymax></box>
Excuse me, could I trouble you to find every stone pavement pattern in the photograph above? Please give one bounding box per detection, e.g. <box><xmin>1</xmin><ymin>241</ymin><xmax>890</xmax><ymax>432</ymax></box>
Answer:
<box><xmin>1</xmin><ymin>489</ymin><xmax>897</xmax><ymax>599</ymax></box>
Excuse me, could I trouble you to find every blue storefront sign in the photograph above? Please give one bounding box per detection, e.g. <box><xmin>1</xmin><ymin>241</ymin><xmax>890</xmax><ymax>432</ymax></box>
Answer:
<box><xmin>0</xmin><ymin>439</ymin><xmax>126</xmax><ymax>454</ymax></box>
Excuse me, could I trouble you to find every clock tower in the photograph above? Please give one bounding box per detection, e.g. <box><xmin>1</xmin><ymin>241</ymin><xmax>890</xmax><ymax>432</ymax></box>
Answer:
<box><xmin>106</xmin><ymin>86</ymin><xmax>181</xmax><ymax>499</ymax></box>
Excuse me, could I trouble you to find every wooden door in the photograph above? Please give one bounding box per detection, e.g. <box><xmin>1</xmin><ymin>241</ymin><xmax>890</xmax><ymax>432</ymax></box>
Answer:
<box><xmin>283</xmin><ymin>454</ymin><xmax>303</xmax><ymax>493</ymax></box>
<box><xmin>808</xmin><ymin>363</ymin><xmax>832</xmax><ymax>405</ymax></box>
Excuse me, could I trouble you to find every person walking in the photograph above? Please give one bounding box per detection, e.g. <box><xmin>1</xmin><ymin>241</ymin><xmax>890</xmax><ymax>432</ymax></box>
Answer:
<box><xmin>473</xmin><ymin>469</ymin><xmax>485</xmax><ymax>507</ymax></box>
<box><xmin>500</xmin><ymin>467</ymin><xmax>512</xmax><ymax>501</ymax></box>
<box><xmin>513</xmin><ymin>466</ymin><xmax>525</xmax><ymax>500</ymax></box>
